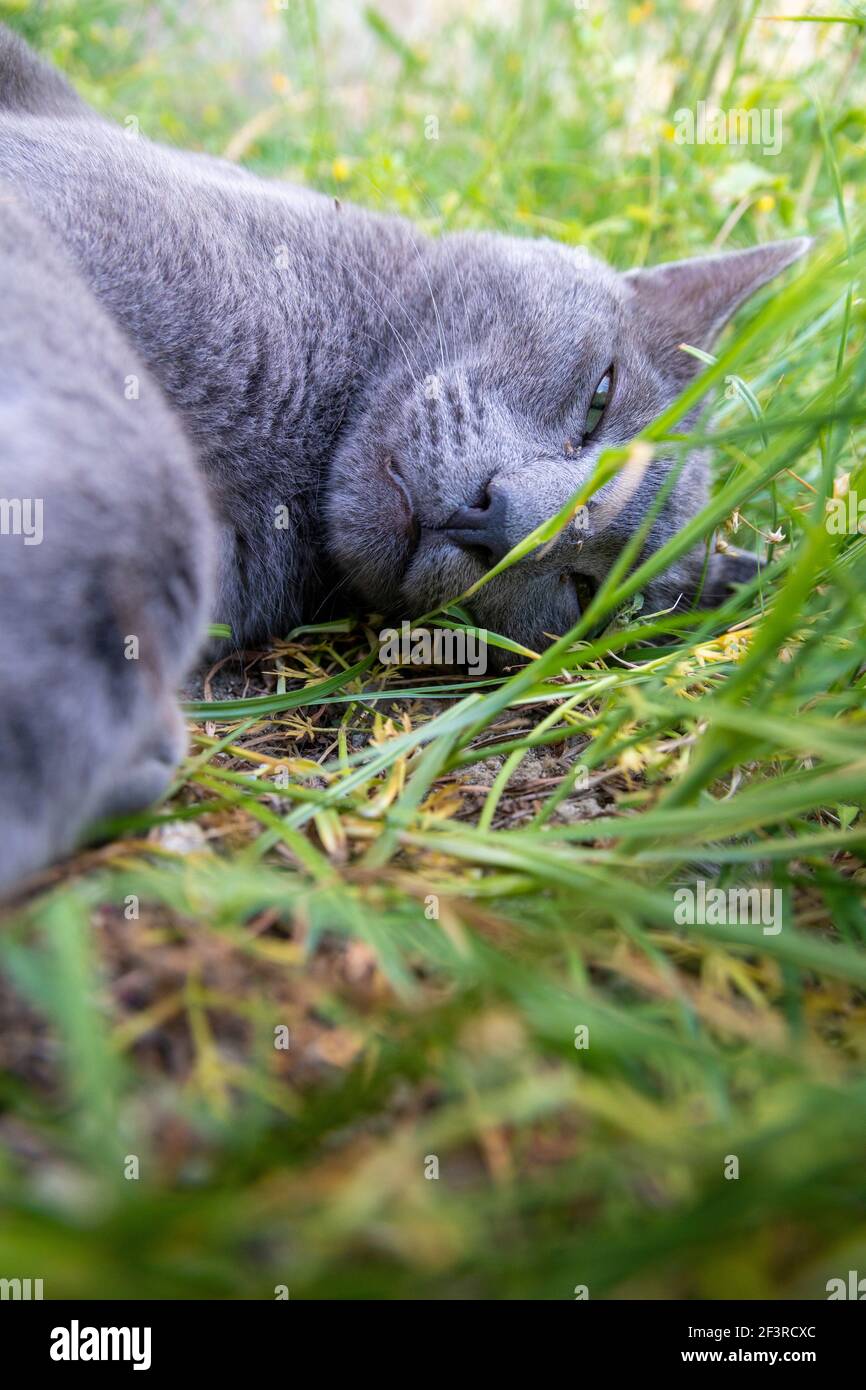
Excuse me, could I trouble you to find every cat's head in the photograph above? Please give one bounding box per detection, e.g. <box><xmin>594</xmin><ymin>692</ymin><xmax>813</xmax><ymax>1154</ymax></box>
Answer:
<box><xmin>326</xmin><ymin>233</ymin><xmax>809</xmax><ymax>654</ymax></box>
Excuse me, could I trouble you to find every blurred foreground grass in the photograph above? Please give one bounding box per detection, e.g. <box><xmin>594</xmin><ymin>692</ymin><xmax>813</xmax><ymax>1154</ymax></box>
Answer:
<box><xmin>1</xmin><ymin>0</ymin><xmax>866</xmax><ymax>1298</ymax></box>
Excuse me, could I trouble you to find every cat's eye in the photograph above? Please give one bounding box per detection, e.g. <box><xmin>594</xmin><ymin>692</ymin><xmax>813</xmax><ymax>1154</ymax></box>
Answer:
<box><xmin>583</xmin><ymin>368</ymin><xmax>612</xmax><ymax>441</ymax></box>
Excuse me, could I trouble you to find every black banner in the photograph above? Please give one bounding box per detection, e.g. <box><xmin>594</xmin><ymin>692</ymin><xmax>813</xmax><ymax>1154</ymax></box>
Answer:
<box><xmin>2</xmin><ymin>1299</ymin><xmax>862</xmax><ymax>1373</ymax></box>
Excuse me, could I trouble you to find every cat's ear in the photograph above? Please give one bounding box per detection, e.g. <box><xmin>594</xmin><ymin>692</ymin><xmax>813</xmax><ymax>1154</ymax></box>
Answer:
<box><xmin>624</xmin><ymin>238</ymin><xmax>811</xmax><ymax>368</ymax></box>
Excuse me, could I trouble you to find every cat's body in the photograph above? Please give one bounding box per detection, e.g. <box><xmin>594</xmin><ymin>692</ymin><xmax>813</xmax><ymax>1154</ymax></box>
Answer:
<box><xmin>0</xmin><ymin>27</ymin><xmax>809</xmax><ymax>892</ymax></box>
<box><xmin>0</xmin><ymin>51</ymin><xmax>413</xmax><ymax>642</ymax></box>
<box><xmin>0</xmin><ymin>188</ymin><xmax>214</xmax><ymax>891</ymax></box>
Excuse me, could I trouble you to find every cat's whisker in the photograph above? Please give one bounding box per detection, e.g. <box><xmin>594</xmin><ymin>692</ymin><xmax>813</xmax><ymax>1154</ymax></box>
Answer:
<box><xmin>407</xmin><ymin>229</ymin><xmax>449</xmax><ymax>374</ymax></box>
<box><xmin>362</xmin><ymin>171</ymin><xmax>449</xmax><ymax>373</ymax></box>
<box><xmin>328</xmin><ymin>243</ymin><xmax>429</xmax><ymax>378</ymax></box>
<box><xmin>311</xmin><ymin>565</ymin><xmax>356</xmax><ymax>621</ymax></box>
<box><xmin>404</xmin><ymin>169</ymin><xmax>475</xmax><ymax>356</ymax></box>
<box><xmin>326</xmin><ymin>250</ymin><xmax>423</xmax><ymax>384</ymax></box>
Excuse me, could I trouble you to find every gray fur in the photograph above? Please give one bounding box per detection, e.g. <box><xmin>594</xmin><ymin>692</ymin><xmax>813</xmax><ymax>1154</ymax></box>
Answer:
<box><xmin>0</xmin><ymin>184</ymin><xmax>214</xmax><ymax>894</ymax></box>
<box><xmin>0</xmin><ymin>27</ymin><xmax>809</xmax><ymax>889</ymax></box>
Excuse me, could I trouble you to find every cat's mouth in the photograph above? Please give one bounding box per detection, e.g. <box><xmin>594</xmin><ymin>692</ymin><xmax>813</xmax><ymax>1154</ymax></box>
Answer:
<box><xmin>385</xmin><ymin>456</ymin><xmax>502</xmax><ymax>575</ymax></box>
<box><xmin>383</xmin><ymin>455</ymin><xmax>421</xmax><ymax>560</ymax></box>
<box><xmin>360</xmin><ymin>450</ymin><xmax>601</xmax><ymax>638</ymax></box>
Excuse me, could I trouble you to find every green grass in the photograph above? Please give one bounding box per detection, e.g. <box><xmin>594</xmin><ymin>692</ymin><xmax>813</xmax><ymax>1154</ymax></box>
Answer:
<box><xmin>1</xmin><ymin>0</ymin><xmax>866</xmax><ymax>1299</ymax></box>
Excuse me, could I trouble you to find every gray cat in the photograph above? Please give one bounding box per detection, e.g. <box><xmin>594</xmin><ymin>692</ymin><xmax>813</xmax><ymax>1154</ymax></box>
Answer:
<box><xmin>0</xmin><ymin>27</ymin><xmax>809</xmax><ymax>891</ymax></box>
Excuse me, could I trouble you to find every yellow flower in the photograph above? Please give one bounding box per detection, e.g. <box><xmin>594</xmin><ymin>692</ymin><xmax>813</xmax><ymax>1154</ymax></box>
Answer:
<box><xmin>755</xmin><ymin>194</ymin><xmax>775</xmax><ymax>214</ymax></box>
<box><xmin>618</xmin><ymin>744</ymin><xmax>648</xmax><ymax>775</ymax></box>
<box><xmin>719</xmin><ymin>630</ymin><xmax>750</xmax><ymax>661</ymax></box>
<box><xmin>692</xmin><ymin>627</ymin><xmax>753</xmax><ymax>666</ymax></box>
<box><xmin>331</xmin><ymin>157</ymin><xmax>351</xmax><ymax>183</ymax></box>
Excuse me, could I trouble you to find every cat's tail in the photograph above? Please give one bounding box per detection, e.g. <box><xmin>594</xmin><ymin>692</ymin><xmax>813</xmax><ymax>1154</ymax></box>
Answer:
<box><xmin>0</xmin><ymin>25</ymin><xmax>98</xmax><ymax>119</ymax></box>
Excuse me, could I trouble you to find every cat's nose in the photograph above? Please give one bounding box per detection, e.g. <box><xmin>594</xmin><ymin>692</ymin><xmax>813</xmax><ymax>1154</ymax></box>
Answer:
<box><xmin>441</xmin><ymin>484</ymin><xmax>512</xmax><ymax>562</ymax></box>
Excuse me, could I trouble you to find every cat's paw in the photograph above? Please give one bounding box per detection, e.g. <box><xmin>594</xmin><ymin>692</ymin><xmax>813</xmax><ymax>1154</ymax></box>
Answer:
<box><xmin>89</xmin><ymin>705</ymin><xmax>187</xmax><ymax>825</ymax></box>
<box><xmin>699</xmin><ymin>547</ymin><xmax>763</xmax><ymax>608</ymax></box>
<box><xmin>0</xmin><ymin>689</ymin><xmax>188</xmax><ymax>897</ymax></box>
<box><xmin>639</xmin><ymin>544</ymin><xmax>763</xmax><ymax>630</ymax></box>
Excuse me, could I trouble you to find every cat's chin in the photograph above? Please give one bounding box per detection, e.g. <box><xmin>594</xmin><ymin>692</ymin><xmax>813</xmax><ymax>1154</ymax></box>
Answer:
<box><xmin>398</xmin><ymin>534</ymin><xmax>486</xmax><ymax>610</ymax></box>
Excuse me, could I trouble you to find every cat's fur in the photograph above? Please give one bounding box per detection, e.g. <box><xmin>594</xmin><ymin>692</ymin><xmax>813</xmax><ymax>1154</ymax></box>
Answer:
<box><xmin>0</xmin><ymin>27</ymin><xmax>809</xmax><ymax>892</ymax></box>
<box><xmin>0</xmin><ymin>186</ymin><xmax>214</xmax><ymax>893</ymax></box>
